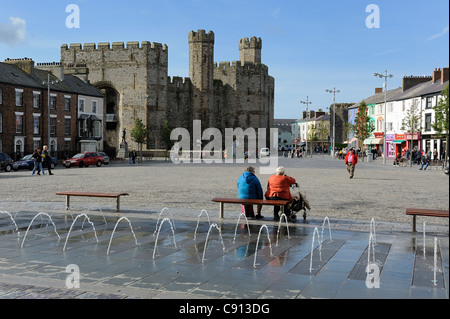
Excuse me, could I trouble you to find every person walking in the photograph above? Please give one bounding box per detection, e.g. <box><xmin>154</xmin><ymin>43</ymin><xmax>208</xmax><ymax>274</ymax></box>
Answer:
<box><xmin>237</xmin><ymin>166</ymin><xmax>264</xmax><ymax>219</ymax></box>
<box><xmin>42</xmin><ymin>145</ymin><xmax>53</xmax><ymax>175</ymax></box>
<box><xmin>265</xmin><ymin>166</ymin><xmax>296</xmax><ymax>221</ymax></box>
<box><xmin>419</xmin><ymin>152</ymin><xmax>430</xmax><ymax>170</ymax></box>
<box><xmin>344</xmin><ymin>148</ymin><xmax>358</xmax><ymax>179</ymax></box>
<box><xmin>31</xmin><ymin>147</ymin><xmax>45</xmax><ymax>176</ymax></box>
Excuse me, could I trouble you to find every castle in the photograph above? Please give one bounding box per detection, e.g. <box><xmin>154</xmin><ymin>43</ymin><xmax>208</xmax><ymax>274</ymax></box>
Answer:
<box><xmin>58</xmin><ymin>29</ymin><xmax>274</xmax><ymax>154</ymax></box>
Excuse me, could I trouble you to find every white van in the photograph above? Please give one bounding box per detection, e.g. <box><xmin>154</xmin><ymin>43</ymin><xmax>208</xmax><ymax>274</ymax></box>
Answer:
<box><xmin>260</xmin><ymin>148</ymin><xmax>270</xmax><ymax>157</ymax></box>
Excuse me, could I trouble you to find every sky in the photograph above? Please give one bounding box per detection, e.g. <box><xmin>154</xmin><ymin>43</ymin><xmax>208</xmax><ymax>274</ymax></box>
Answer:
<box><xmin>0</xmin><ymin>0</ymin><xmax>449</xmax><ymax>119</ymax></box>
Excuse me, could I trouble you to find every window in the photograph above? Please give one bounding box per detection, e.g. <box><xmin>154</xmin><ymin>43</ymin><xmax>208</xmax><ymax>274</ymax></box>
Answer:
<box><xmin>15</xmin><ymin>89</ymin><xmax>23</xmax><ymax>106</ymax></box>
<box><xmin>33</xmin><ymin>139</ymin><xmax>40</xmax><ymax>151</ymax></box>
<box><xmin>402</xmin><ymin>101</ymin><xmax>405</xmax><ymax>112</ymax></box>
<box><xmin>92</xmin><ymin>100</ymin><xmax>97</xmax><ymax>114</ymax></box>
<box><xmin>425</xmin><ymin>114</ymin><xmax>432</xmax><ymax>131</ymax></box>
<box><xmin>386</xmin><ymin>122</ymin><xmax>393</xmax><ymax>131</ymax></box>
<box><xmin>33</xmin><ymin>92</ymin><xmax>40</xmax><ymax>108</ymax></box>
<box><xmin>33</xmin><ymin>116</ymin><xmax>40</xmax><ymax>134</ymax></box>
<box><xmin>50</xmin><ymin>117</ymin><xmax>56</xmax><ymax>135</ymax></box>
<box><xmin>50</xmin><ymin>95</ymin><xmax>57</xmax><ymax>110</ymax></box>
<box><xmin>93</xmin><ymin>121</ymin><xmax>100</xmax><ymax>137</ymax></box>
<box><xmin>79</xmin><ymin>99</ymin><xmax>85</xmax><ymax>112</ymax></box>
<box><xmin>64</xmin><ymin>140</ymin><xmax>71</xmax><ymax>152</ymax></box>
<box><xmin>65</xmin><ymin>118</ymin><xmax>71</xmax><ymax>135</ymax></box>
<box><xmin>64</xmin><ymin>97</ymin><xmax>71</xmax><ymax>111</ymax></box>
<box><xmin>79</xmin><ymin>120</ymin><xmax>85</xmax><ymax>137</ymax></box>
<box><xmin>0</xmin><ymin>113</ymin><xmax>2</xmax><ymax>133</ymax></box>
<box><xmin>426</xmin><ymin>97</ymin><xmax>433</xmax><ymax>109</ymax></box>
<box><xmin>387</xmin><ymin>103</ymin><xmax>393</xmax><ymax>112</ymax></box>
<box><xmin>0</xmin><ymin>88</ymin><xmax>3</xmax><ymax>105</ymax></box>
<box><xmin>15</xmin><ymin>114</ymin><xmax>23</xmax><ymax>133</ymax></box>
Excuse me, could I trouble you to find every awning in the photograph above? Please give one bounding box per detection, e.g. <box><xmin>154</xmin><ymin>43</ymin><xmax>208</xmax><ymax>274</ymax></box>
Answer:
<box><xmin>392</xmin><ymin>140</ymin><xmax>406</xmax><ymax>144</ymax></box>
<box><xmin>371</xmin><ymin>138</ymin><xmax>384</xmax><ymax>144</ymax></box>
<box><xmin>344</xmin><ymin>137</ymin><xmax>358</xmax><ymax>144</ymax></box>
<box><xmin>363</xmin><ymin>138</ymin><xmax>373</xmax><ymax>145</ymax></box>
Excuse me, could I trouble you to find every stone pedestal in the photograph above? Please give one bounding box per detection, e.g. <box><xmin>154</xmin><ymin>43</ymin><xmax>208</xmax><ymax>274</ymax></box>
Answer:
<box><xmin>117</xmin><ymin>142</ymin><xmax>128</xmax><ymax>159</ymax></box>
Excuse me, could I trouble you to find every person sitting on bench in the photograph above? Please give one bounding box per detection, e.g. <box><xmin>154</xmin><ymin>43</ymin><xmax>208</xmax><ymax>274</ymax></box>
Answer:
<box><xmin>237</xmin><ymin>166</ymin><xmax>264</xmax><ymax>219</ymax></box>
<box><xmin>265</xmin><ymin>166</ymin><xmax>296</xmax><ymax>221</ymax></box>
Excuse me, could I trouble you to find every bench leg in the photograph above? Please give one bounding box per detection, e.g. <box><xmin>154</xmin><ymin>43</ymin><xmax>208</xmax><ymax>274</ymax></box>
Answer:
<box><xmin>65</xmin><ymin>196</ymin><xmax>70</xmax><ymax>210</ymax></box>
<box><xmin>219</xmin><ymin>202</ymin><xmax>224</xmax><ymax>219</ymax></box>
<box><xmin>116</xmin><ymin>197</ymin><xmax>120</xmax><ymax>212</ymax></box>
<box><xmin>412</xmin><ymin>215</ymin><xmax>416</xmax><ymax>232</ymax></box>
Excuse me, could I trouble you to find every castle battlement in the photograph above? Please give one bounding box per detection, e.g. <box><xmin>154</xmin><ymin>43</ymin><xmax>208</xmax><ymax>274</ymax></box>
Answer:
<box><xmin>214</xmin><ymin>60</ymin><xmax>268</xmax><ymax>73</ymax></box>
<box><xmin>239</xmin><ymin>37</ymin><xmax>262</xmax><ymax>49</ymax></box>
<box><xmin>188</xmin><ymin>29</ymin><xmax>214</xmax><ymax>43</ymax></box>
<box><xmin>61</xmin><ymin>41</ymin><xmax>168</xmax><ymax>52</ymax></box>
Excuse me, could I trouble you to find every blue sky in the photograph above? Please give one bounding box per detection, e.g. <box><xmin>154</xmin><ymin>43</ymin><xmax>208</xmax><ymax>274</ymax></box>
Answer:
<box><xmin>1</xmin><ymin>0</ymin><xmax>448</xmax><ymax>119</ymax></box>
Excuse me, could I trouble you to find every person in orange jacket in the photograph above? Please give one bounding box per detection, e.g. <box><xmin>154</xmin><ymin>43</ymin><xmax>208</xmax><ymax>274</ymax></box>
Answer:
<box><xmin>265</xmin><ymin>166</ymin><xmax>296</xmax><ymax>221</ymax></box>
<box><xmin>344</xmin><ymin>148</ymin><xmax>358</xmax><ymax>179</ymax></box>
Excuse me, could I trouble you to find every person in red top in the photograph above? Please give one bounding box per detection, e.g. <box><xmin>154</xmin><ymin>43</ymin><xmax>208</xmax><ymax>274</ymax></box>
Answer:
<box><xmin>265</xmin><ymin>166</ymin><xmax>296</xmax><ymax>221</ymax></box>
<box><xmin>344</xmin><ymin>148</ymin><xmax>358</xmax><ymax>179</ymax></box>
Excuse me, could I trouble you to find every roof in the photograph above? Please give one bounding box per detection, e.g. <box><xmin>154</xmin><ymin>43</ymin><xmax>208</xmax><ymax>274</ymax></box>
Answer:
<box><xmin>0</xmin><ymin>62</ymin><xmax>103</xmax><ymax>98</ymax></box>
<box><xmin>388</xmin><ymin>80</ymin><xmax>449</xmax><ymax>101</ymax></box>
<box><xmin>349</xmin><ymin>87</ymin><xmax>403</xmax><ymax>109</ymax></box>
<box><xmin>274</xmin><ymin>119</ymin><xmax>297</xmax><ymax>133</ymax></box>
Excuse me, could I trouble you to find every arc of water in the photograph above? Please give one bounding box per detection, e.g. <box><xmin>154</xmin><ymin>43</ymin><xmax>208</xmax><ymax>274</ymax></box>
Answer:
<box><xmin>202</xmin><ymin>223</ymin><xmax>226</xmax><ymax>263</ymax></box>
<box><xmin>194</xmin><ymin>209</ymin><xmax>211</xmax><ymax>240</ymax></box>
<box><xmin>275</xmin><ymin>213</ymin><xmax>290</xmax><ymax>246</ymax></box>
<box><xmin>321</xmin><ymin>216</ymin><xmax>333</xmax><ymax>243</ymax></box>
<box><xmin>0</xmin><ymin>210</ymin><xmax>19</xmax><ymax>232</ymax></box>
<box><xmin>153</xmin><ymin>207</ymin><xmax>176</xmax><ymax>236</ymax></box>
<box><xmin>63</xmin><ymin>214</ymin><xmax>99</xmax><ymax>252</ymax></box>
<box><xmin>422</xmin><ymin>222</ymin><xmax>426</xmax><ymax>259</ymax></box>
<box><xmin>152</xmin><ymin>217</ymin><xmax>177</xmax><ymax>259</ymax></box>
<box><xmin>369</xmin><ymin>218</ymin><xmax>376</xmax><ymax>245</ymax></box>
<box><xmin>21</xmin><ymin>212</ymin><xmax>61</xmax><ymax>248</ymax></box>
<box><xmin>233</xmin><ymin>212</ymin><xmax>251</xmax><ymax>243</ymax></box>
<box><xmin>309</xmin><ymin>227</ymin><xmax>322</xmax><ymax>273</ymax></box>
<box><xmin>85</xmin><ymin>205</ymin><xmax>107</xmax><ymax>226</ymax></box>
<box><xmin>107</xmin><ymin>216</ymin><xmax>139</xmax><ymax>255</ymax></box>
<box><xmin>12</xmin><ymin>201</ymin><xmax>32</xmax><ymax>220</ymax></box>
<box><xmin>253</xmin><ymin>224</ymin><xmax>273</xmax><ymax>268</ymax></box>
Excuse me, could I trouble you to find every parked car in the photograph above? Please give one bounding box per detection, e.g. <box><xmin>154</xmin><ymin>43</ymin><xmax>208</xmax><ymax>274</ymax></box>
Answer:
<box><xmin>0</xmin><ymin>152</ymin><xmax>14</xmax><ymax>172</ymax></box>
<box><xmin>98</xmin><ymin>152</ymin><xmax>110</xmax><ymax>165</ymax></box>
<box><xmin>63</xmin><ymin>152</ymin><xmax>104</xmax><ymax>168</ymax></box>
<box><xmin>260</xmin><ymin>148</ymin><xmax>270</xmax><ymax>157</ymax></box>
<box><xmin>13</xmin><ymin>154</ymin><xmax>57</xmax><ymax>171</ymax></box>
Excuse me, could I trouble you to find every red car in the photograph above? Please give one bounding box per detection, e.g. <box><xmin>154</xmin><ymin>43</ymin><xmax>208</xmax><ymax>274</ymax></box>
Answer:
<box><xmin>64</xmin><ymin>152</ymin><xmax>104</xmax><ymax>168</ymax></box>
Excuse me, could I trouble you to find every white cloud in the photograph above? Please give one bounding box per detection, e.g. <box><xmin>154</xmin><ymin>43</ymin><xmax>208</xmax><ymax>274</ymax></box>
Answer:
<box><xmin>427</xmin><ymin>26</ymin><xmax>449</xmax><ymax>41</ymax></box>
<box><xmin>0</xmin><ymin>17</ymin><xmax>26</xmax><ymax>45</ymax></box>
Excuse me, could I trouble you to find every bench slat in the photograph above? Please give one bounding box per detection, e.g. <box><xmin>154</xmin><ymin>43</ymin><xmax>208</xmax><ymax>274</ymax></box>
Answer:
<box><xmin>405</xmin><ymin>208</ymin><xmax>449</xmax><ymax>232</ymax></box>
<box><xmin>212</xmin><ymin>197</ymin><xmax>290</xmax><ymax>219</ymax></box>
<box><xmin>56</xmin><ymin>191</ymin><xmax>129</xmax><ymax>198</ymax></box>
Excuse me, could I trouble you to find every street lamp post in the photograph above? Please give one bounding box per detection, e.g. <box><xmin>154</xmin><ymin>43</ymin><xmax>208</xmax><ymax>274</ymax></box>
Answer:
<box><xmin>42</xmin><ymin>73</ymin><xmax>60</xmax><ymax>153</ymax></box>
<box><xmin>300</xmin><ymin>96</ymin><xmax>312</xmax><ymax>158</ymax></box>
<box><xmin>374</xmin><ymin>70</ymin><xmax>393</xmax><ymax>165</ymax></box>
<box><xmin>326</xmin><ymin>87</ymin><xmax>340</xmax><ymax>159</ymax></box>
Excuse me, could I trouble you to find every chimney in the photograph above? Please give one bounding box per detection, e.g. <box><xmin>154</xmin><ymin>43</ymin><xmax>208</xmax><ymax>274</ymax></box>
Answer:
<box><xmin>441</xmin><ymin>67</ymin><xmax>449</xmax><ymax>84</ymax></box>
<box><xmin>432</xmin><ymin>68</ymin><xmax>440</xmax><ymax>82</ymax></box>
<box><xmin>375</xmin><ymin>87</ymin><xmax>383</xmax><ymax>94</ymax></box>
<box><xmin>4</xmin><ymin>57</ymin><xmax>35</xmax><ymax>75</ymax></box>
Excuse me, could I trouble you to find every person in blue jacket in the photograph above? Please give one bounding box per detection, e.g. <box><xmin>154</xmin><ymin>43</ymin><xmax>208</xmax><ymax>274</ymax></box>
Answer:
<box><xmin>237</xmin><ymin>166</ymin><xmax>264</xmax><ymax>219</ymax></box>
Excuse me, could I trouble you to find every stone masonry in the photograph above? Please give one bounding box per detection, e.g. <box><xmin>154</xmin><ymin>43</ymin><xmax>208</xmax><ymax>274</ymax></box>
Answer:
<box><xmin>60</xmin><ymin>30</ymin><xmax>274</xmax><ymax>154</ymax></box>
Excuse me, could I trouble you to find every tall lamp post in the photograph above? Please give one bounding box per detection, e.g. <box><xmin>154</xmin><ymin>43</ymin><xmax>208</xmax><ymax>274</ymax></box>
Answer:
<box><xmin>42</xmin><ymin>73</ymin><xmax>60</xmax><ymax>154</ymax></box>
<box><xmin>326</xmin><ymin>87</ymin><xmax>340</xmax><ymax>159</ymax></box>
<box><xmin>374</xmin><ymin>70</ymin><xmax>393</xmax><ymax>165</ymax></box>
<box><xmin>300</xmin><ymin>96</ymin><xmax>312</xmax><ymax>158</ymax></box>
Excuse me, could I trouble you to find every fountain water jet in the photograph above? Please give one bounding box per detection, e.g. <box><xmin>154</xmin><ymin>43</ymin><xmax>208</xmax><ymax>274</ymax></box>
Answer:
<box><xmin>85</xmin><ymin>205</ymin><xmax>107</xmax><ymax>226</ymax></box>
<box><xmin>194</xmin><ymin>209</ymin><xmax>211</xmax><ymax>240</ymax></box>
<box><xmin>63</xmin><ymin>214</ymin><xmax>99</xmax><ymax>252</ymax></box>
<box><xmin>21</xmin><ymin>212</ymin><xmax>61</xmax><ymax>248</ymax></box>
<box><xmin>153</xmin><ymin>207</ymin><xmax>176</xmax><ymax>236</ymax></box>
<box><xmin>153</xmin><ymin>217</ymin><xmax>177</xmax><ymax>259</ymax></box>
<box><xmin>253</xmin><ymin>225</ymin><xmax>273</xmax><ymax>268</ymax></box>
<box><xmin>321</xmin><ymin>216</ymin><xmax>332</xmax><ymax>243</ymax></box>
<box><xmin>0</xmin><ymin>210</ymin><xmax>19</xmax><ymax>232</ymax></box>
<box><xmin>107</xmin><ymin>216</ymin><xmax>139</xmax><ymax>255</ymax></box>
<box><xmin>202</xmin><ymin>223</ymin><xmax>226</xmax><ymax>263</ymax></box>
<box><xmin>275</xmin><ymin>213</ymin><xmax>290</xmax><ymax>246</ymax></box>
<box><xmin>309</xmin><ymin>227</ymin><xmax>322</xmax><ymax>273</ymax></box>
<box><xmin>233</xmin><ymin>212</ymin><xmax>251</xmax><ymax>243</ymax></box>
<box><xmin>369</xmin><ymin>218</ymin><xmax>376</xmax><ymax>245</ymax></box>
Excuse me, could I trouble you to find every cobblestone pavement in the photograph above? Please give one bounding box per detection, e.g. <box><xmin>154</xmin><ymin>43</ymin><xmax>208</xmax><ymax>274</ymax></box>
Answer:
<box><xmin>0</xmin><ymin>156</ymin><xmax>448</xmax><ymax>302</ymax></box>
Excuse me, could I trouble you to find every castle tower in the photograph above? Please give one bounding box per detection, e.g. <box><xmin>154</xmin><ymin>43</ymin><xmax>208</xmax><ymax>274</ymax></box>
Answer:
<box><xmin>239</xmin><ymin>37</ymin><xmax>262</xmax><ymax>64</ymax></box>
<box><xmin>188</xmin><ymin>30</ymin><xmax>215</xmax><ymax>127</ymax></box>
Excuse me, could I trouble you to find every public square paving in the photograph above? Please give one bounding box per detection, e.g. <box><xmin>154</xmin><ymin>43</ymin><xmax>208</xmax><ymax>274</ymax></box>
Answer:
<box><xmin>0</xmin><ymin>157</ymin><xmax>448</xmax><ymax>300</ymax></box>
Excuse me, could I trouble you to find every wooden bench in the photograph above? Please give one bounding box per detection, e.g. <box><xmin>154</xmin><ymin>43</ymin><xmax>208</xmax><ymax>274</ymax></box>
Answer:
<box><xmin>406</xmin><ymin>208</ymin><xmax>449</xmax><ymax>232</ymax></box>
<box><xmin>212</xmin><ymin>197</ymin><xmax>290</xmax><ymax>219</ymax></box>
<box><xmin>56</xmin><ymin>191</ymin><xmax>129</xmax><ymax>212</ymax></box>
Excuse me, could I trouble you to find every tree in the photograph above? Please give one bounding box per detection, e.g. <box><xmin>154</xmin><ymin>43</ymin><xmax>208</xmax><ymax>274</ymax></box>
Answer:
<box><xmin>161</xmin><ymin>121</ymin><xmax>174</xmax><ymax>160</ymax></box>
<box><xmin>401</xmin><ymin>97</ymin><xmax>422</xmax><ymax>167</ymax></box>
<box><xmin>432</xmin><ymin>84</ymin><xmax>449</xmax><ymax>166</ymax></box>
<box><xmin>351</xmin><ymin>101</ymin><xmax>374</xmax><ymax>155</ymax></box>
<box><xmin>130</xmin><ymin>118</ymin><xmax>148</xmax><ymax>163</ymax></box>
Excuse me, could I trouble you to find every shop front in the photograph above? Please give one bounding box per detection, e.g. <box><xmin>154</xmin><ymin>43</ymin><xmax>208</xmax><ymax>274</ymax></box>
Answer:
<box><xmin>386</xmin><ymin>134</ymin><xmax>395</xmax><ymax>158</ymax></box>
<box><xmin>404</xmin><ymin>132</ymin><xmax>421</xmax><ymax>153</ymax></box>
<box><xmin>392</xmin><ymin>134</ymin><xmax>407</xmax><ymax>157</ymax></box>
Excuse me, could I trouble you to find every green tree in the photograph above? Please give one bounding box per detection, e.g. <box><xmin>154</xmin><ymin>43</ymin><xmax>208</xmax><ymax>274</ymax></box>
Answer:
<box><xmin>432</xmin><ymin>84</ymin><xmax>449</xmax><ymax>166</ymax></box>
<box><xmin>401</xmin><ymin>98</ymin><xmax>422</xmax><ymax>167</ymax></box>
<box><xmin>161</xmin><ymin>121</ymin><xmax>174</xmax><ymax>160</ymax></box>
<box><xmin>130</xmin><ymin>118</ymin><xmax>148</xmax><ymax>163</ymax></box>
<box><xmin>352</xmin><ymin>101</ymin><xmax>374</xmax><ymax>155</ymax></box>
